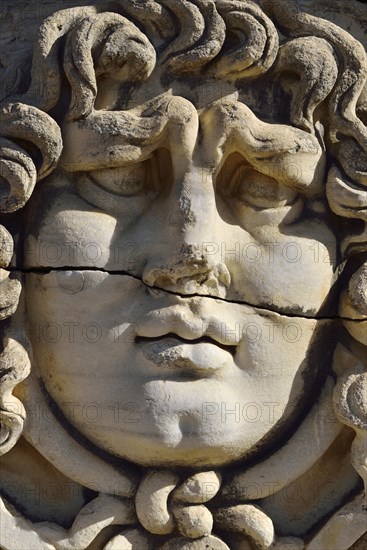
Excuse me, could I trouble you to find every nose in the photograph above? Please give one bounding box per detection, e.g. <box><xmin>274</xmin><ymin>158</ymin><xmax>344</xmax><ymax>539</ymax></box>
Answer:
<box><xmin>143</xmin><ymin>243</ymin><xmax>231</xmax><ymax>297</ymax></box>
<box><xmin>142</xmin><ymin>169</ymin><xmax>231</xmax><ymax>298</ymax></box>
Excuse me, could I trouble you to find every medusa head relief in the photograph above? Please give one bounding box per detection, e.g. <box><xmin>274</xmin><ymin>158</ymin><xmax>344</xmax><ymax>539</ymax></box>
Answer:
<box><xmin>0</xmin><ymin>0</ymin><xmax>366</xmax><ymax>548</ymax></box>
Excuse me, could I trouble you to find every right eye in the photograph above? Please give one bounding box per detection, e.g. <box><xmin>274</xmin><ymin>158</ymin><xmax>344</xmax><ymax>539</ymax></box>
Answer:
<box><xmin>74</xmin><ymin>149</ymin><xmax>173</xmax><ymax>213</ymax></box>
<box><xmin>87</xmin><ymin>162</ymin><xmax>148</xmax><ymax>197</ymax></box>
<box><xmin>75</xmin><ymin>159</ymin><xmax>156</xmax><ymax>214</ymax></box>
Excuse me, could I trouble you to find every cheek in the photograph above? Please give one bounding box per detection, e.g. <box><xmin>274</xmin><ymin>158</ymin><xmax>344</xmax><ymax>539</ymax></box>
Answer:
<box><xmin>233</xmin><ymin>315</ymin><xmax>336</xmax><ymax>428</ymax></box>
<box><xmin>24</xmin><ymin>177</ymin><xmax>117</xmax><ymax>269</ymax></box>
<box><xmin>24</xmin><ymin>272</ymin><xmax>141</xmax><ymax>401</ymax></box>
<box><xmin>235</xmin><ymin>315</ymin><xmax>313</xmax><ymax>384</ymax></box>
<box><xmin>228</xmin><ymin>221</ymin><xmax>338</xmax><ymax>314</ymax></box>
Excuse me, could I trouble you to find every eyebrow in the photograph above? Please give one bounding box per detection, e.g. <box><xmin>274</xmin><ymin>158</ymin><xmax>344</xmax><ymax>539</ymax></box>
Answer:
<box><xmin>59</xmin><ymin>94</ymin><xmax>198</xmax><ymax>173</ymax></box>
<box><xmin>200</xmin><ymin>101</ymin><xmax>325</xmax><ymax>196</ymax></box>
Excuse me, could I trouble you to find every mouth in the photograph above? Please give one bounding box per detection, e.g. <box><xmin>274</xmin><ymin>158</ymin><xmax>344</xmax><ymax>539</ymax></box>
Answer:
<box><xmin>135</xmin><ymin>333</ymin><xmax>237</xmax><ymax>356</ymax></box>
<box><xmin>135</xmin><ymin>332</ymin><xmax>237</xmax><ymax>375</ymax></box>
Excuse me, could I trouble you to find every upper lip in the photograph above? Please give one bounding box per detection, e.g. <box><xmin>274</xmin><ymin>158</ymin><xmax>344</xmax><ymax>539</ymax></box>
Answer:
<box><xmin>134</xmin><ymin>300</ymin><xmax>241</xmax><ymax>347</ymax></box>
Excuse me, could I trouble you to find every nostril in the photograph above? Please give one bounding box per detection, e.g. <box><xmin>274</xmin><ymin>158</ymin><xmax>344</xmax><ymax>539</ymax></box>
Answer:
<box><xmin>142</xmin><ymin>265</ymin><xmax>177</xmax><ymax>288</ymax></box>
<box><xmin>155</xmin><ymin>275</ymin><xmax>176</xmax><ymax>288</ymax></box>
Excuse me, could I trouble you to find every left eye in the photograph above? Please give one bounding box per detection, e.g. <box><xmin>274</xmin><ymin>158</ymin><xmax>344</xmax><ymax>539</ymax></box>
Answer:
<box><xmin>217</xmin><ymin>153</ymin><xmax>298</xmax><ymax>210</ymax></box>
<box><xmin>230</xmin><ymin>165</ymin><xmax>297</xmax><ymax>209</ymax></box>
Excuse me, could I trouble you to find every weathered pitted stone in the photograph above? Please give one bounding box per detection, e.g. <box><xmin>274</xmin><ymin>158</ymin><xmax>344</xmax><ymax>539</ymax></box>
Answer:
<box><xmin>214</xmin><ymin>504</ymin><xmax>275</xmax><ymax>548</ymax></box>
<box><xmin>172</xmin><ymin>471</ymin><xmax>221</xmax><ymax>503</ymax></box>
<box><xmin>104</xmin><ymin>528</ymin><xmax>152</xmax><ymax>550</ymax></box>
<box><xmin>173</xmin><ymin>505</ymin><xmax>213</xmax><ymax>539</ymax></box>
<box><xmin>340</xmin><ymin>262</ymin><xmax>367</xmax><ymax>345</ymax></box>
<box><xmin>159</xmin><ymin>535</ymin><xmax>230</xmax><ymax>550</ymax></box>
<box><xmin>135</xmin><ymin>471</ymin><xmax>179</xmax><ymax>535</ymax></box>
<box><xmin>0</xmin><ymin>1</ymin><xmax>366</xmax><ymax>549</ymax></box>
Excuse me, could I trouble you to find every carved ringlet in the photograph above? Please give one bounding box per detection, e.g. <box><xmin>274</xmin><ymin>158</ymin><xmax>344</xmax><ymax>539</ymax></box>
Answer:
<box><xmin>0</xmin><ymin>337</ymin><xmax>30</xmax><ymax>455</ymax></box>
<box><xmin>276</xmin><ymin>37</ymin><xmax>338</xmax><ymax>133</ymax></box>
<box><xmin>63</xmin><ymin>11</ymin><xmax>157</xmax><ymax>120</ymax></box>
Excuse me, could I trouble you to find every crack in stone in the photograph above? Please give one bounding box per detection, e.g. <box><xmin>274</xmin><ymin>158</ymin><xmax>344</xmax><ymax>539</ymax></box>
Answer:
<box><xmin>7</xmin><ymin>265</ymin><xmax>366</xmax><ymax>323</ymax></box>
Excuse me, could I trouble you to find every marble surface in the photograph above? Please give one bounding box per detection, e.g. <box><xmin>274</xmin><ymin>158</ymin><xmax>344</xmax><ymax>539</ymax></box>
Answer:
<box><xmin>0</xmin><ymin>1</ymin><xmax>366</xmax><ymax>548</ymax></box>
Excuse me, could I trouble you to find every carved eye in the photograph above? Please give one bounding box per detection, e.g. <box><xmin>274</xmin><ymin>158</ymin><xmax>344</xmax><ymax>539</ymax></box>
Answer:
<box><xmin>217</xmin><ymin>153</ymin><xmax>297</xmax><ymax>209</ymax></box>
<box><xmin>230</xmin><ymin>165</ymin><xmax>297</xmax><ymax>209</ymax></box>
<box><xmin>216</xmin><ymin>153</ymin><xmax>303</xmax><ymax>226</ymax></box>
<box><xmin>75</xmin><ymin>150</ymin><xmax>174</xmax><ymax>213</ymax></box>
<box><xmin>88</xmin><ymin>160</ymin><xmax>151</xmax><ymax>197</ymax></box>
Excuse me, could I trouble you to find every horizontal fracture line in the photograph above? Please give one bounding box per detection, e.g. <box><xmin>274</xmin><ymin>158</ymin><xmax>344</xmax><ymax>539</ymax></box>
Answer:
<box><xmin>5</xmin><ymin>266</ymin><xmax>365</xmax><ymax>323</ymax></box>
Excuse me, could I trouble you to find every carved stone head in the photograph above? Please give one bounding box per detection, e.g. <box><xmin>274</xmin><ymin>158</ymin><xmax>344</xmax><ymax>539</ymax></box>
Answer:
<box><xmin>0</xmin><ymin>1</ymin><xmax>366</xmax><ymax>548</ymax></box>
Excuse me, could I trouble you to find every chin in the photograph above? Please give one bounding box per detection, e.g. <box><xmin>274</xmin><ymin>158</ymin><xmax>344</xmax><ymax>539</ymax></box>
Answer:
<box><xmin>115</xmin><ymin>435</ymin><xmax>247</xmax><ymax>468</ymax></box>
<box><xmin>81</xmin><ymin>417</ymin><xmax>263</xmax><ymax>468</ymax></box>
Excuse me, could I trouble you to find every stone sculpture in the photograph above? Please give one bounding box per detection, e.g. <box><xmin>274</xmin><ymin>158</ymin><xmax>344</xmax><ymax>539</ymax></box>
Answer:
<box><xmin>0</xmin><ymin>0</ymin><xmax>366</xmax><ymax>548</ymax></box>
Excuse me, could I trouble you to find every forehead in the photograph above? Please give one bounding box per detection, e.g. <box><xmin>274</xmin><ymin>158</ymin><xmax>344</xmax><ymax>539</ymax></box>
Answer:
<box><xmin>100</xmin><ymin>70</ymin><xmax>286</xmax><ymax>124</ymax></box>
<box><xmin>127</xmin><ymin>77</ymin><xmax>239</xmax><ymax>112</ymax></box>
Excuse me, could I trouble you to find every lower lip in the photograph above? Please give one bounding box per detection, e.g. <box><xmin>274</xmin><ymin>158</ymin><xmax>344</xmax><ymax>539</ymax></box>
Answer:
<box><xmin>139</xmin><ymin>337</ymin><xmax>234</xmax><ymax>371</ymax></box>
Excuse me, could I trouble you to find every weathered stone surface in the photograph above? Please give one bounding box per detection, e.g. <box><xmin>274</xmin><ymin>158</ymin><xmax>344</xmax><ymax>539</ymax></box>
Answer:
<box><xmin>0</xmin><ymin>1</ymin><xmax>366</xmax><ymax>548</ymax></box>
<box><xmin>172</xmin><ymin>471</ymin><xmax>221</xmax><ymax>503</ymax></box>
<box><xmin>160</xmin><ymin>535</ymin><xmax>230</xmax><ymax>550</ymax></box>
<box><xmin>173</xmin><ymin>504</ymin><xmax>213</xmax><ymax>539</ymax></box>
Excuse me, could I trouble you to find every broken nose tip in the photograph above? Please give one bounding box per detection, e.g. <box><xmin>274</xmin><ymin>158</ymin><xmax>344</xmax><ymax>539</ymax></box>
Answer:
<box><xmin>142</xmin><ymin>260</ymin><xmax>231</xmax><ymax>298</ymax></box>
